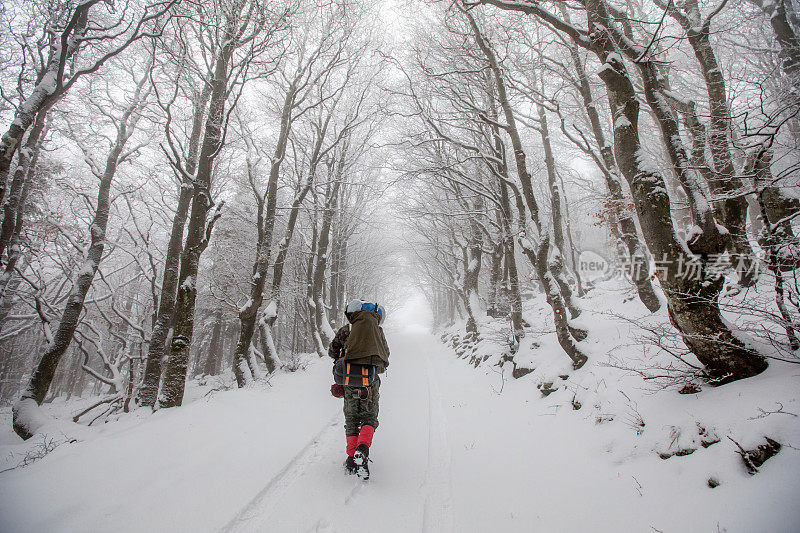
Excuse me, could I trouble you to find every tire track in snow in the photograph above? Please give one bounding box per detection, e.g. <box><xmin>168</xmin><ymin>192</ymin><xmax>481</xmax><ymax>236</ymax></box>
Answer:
<box><xmin>304</xmin><ymin>474</ymin><xmax>366</xmax><ymax>533</ymax></box>
<box><xmin>221</xmin><ymin>412</ymin><xmax>342</xmax><ymax>532</ymax></box>
<box><xmin>422</xmin><ymin>353</ymin><xmax>454</xmax><ymax>533</ymax></box>
<box><xmin>342</xmin><ymin>477</ymin><xmax>365</xmax><ymax>505</ymax></box>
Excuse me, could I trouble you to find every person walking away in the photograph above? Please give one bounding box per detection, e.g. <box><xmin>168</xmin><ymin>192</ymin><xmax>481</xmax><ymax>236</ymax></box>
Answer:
<box><xmin>329</xmin><ymin>300</ymin><xmax>389</xmax><ymax>478</ymax></box>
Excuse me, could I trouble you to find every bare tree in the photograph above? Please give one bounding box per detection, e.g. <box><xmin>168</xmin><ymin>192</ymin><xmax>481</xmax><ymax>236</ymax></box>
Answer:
<box><xmin>462</xmin><ymin>8</ymin><xmax>588</xmax><ymax>368</ymax></box>
<box><xmin>231</xmin><ymin>3</ymin><xmax>363</xmax><ymax>384</ymax></box>
<box><xmin>158</xmin><ymin>0</ymin><xmax>292</xmax><ymax>408</ymax></box>
<box><xmin>13</xmin><ymin>63</ymin><xmax>152</xmax><ymax>438</ymax></box>
<box><xmin>471</xmin><ymin>0</ymin><xmax>767</xmax><ymax>381</ymax></box>
<box><xmin>0</xmin><ymin>0</ymin><xmax>176</xmax><ymax>201</ymax></box>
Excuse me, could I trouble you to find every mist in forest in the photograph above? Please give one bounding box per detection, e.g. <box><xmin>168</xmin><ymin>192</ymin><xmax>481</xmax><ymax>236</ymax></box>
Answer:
<box><xmin>0</xmin><ymin>0</ymin><xmax>799</xmax><ymax>531</ymax></box>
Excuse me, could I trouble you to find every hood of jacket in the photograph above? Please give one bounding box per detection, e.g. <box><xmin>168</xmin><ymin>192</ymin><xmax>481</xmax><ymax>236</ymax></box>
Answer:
<box><xmin>344</xmin><ymin>310</ymin><xmax>388</xmax><ymax>365</ymax></box>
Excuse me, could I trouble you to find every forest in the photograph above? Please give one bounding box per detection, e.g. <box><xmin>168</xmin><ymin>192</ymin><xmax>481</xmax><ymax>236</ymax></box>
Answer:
<box><xmin>0</xmin><ymin>0</ymin><xmax>798</xmax><ymax>531</ymax></box>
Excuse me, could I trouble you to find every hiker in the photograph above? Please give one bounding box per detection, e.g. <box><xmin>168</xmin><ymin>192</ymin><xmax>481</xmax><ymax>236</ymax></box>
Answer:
<box><xmin>329</xmin><ymin>300</ymin><xmax>390</xmax><ymax>479</ymax></box>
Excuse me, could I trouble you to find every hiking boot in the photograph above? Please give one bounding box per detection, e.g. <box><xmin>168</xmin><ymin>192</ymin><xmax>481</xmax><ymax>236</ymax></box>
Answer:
<box><xmin>354</xmin><ymin>444</ymin><xmax>369</xmax><ymax>462</ymax></box>
<box><xmin>354</xmin><ymin>444</ymin><xmax>370</xmax><ymax>479</ymax></box>
<box><xmin>344</xmin><ymin>455</ymin><xmax>358</xmax><ymax>475</ymax></box>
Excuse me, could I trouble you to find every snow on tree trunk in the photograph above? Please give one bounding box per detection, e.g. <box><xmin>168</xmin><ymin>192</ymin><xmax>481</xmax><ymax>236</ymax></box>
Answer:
<box><xmin>11</xmin><ymin>69</ymin><xmax>146</xmax><ymax>437</ymax></box>
<box><xmin>557</xmin><ymin>16</ymin><xmax>660</xmax><ymax>312</ymax></box>
<box><xmin>660</xmin><ymin>0</ymin><xmax>756</xmax><ymax>285</ymax></box>
<box><xmin>258</xmin><ymin>302</ymin><xmax>279</xmax><ymax>374</ymax></box>
<box><xmin>464</xmin><ymin>8</ymin><xmax>589</xmax><ymax>366</ymax></box>
<box><xmin>755</xmin><ymin>169</ymin><xmax>800</xmax><ymax>349</ymax></box>
<box><xmin>0</xmin><ymin>113</ymin><xmax>46</xmax><ymax>313</ymax></box>
<box><xmin>231</xmin><ymin>82</ymin><xmax>293</xmax><ymax>387</ymax></box>
<box><xmin>316</xmin><ymin>296</ymin><xmax>335</xmax><ymax>348</ymax></box>
<box><xmin>259</xmin><ymin>172</ymin><xmax>314</xmax><ymax>372</ymax></box>
<box><xmin>159</xmin><ymin>41</ymin><xmax>231</xmax><ymax>408</ymax></box>
<box><xmin>487</xmin><ymin>239</ymin><xmax>503</xmax><ymax>317</ymax></box>
<box><xmin>488</xmin><ymin>99</ymin><xmax>524</xmax><ymax>345</ymax></box>
<box><xmin>592</xmin><ymin>23</ymin><xmax>767</xmax><ymax>382</ymax></box>
<box><xmin>463</xmin><ymin>201</ymin><xmax>484</xmax><ymax>340</ymax></box>
<box><xmin>246</xmin><ymin>345</ymin><xmax>265</xmax><ymax>382</ymax></box>
<box><xmin>139</xmin><ymin>83</ymin><xmax>211</xmax><ymax>408</ymax></box>
<box><xmin>0</xmin><ymin>111</ymin><xmax>46</xmax><ymax>265</ymax></box>
<box><xmin>536</xmin><ymin>98</ymin><xmax>582</xmax><ymax>319</ymax></box>
<box><xmin>749</xmin><ymin>149</ymin><xmax>800</xmax><ymax>271</ymax></box>
<box><xmin>201</xmin><ymin>310</ymin><xmax>225</xmax><ymax>376</ymax></box>
<box><xmin>310</xmin><ymin>153</ymin><xmax>344</xmax><ymax>356</ymax></box>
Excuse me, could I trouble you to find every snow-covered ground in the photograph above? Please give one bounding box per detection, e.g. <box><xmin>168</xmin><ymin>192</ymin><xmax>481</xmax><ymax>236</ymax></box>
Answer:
<box><xmin>1</xmin><ymin>286</ymin><xmax>799</xmax><ymax>532</ymax></box>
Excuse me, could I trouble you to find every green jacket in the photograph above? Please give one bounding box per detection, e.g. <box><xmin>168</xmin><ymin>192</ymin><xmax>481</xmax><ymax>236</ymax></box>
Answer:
<box><xmin>328</xmin><ymin>310</ymin><xmax>390</xmax><ymax>373</ymax></box>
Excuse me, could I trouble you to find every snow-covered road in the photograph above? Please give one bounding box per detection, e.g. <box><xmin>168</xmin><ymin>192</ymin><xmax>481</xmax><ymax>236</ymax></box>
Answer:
<box><xmin>1</xmin><ymin>327</ymin><xmax>798</xmax><ymax>532</ymax></box>
<box><xmin>223</xmin><ymin>329</ymin><xmax>454</xmax><ymax>533</ymax></box>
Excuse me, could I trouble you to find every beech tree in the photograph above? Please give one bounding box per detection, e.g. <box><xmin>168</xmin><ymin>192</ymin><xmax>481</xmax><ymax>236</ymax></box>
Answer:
<box><xmin>470</xmin><ymin>0</ymin><xmax>768</xmax><ymax>381</ymax></box>
<box><xmin>0</xmin><ymin>0</ymin><xmax>176</xmax><ymax>201</ymax></box>
<box><xmin>12</xmin><ymin>58</ymin><xmax>153</xmax><ymax>439</ymax></box>
<box><xmin>399</xmin><ymin>6</ymin><xmax>589</xmax><ymax>367</ymax></box>
<box><xmin>157</xmin><ymin>0</ymin><xmax>293</xmax><ymax>408</ymax></box>
<box><xmin>231</xmin><ymin>1</ymin><xmax>368</xmax><ymax>384</ymax></box>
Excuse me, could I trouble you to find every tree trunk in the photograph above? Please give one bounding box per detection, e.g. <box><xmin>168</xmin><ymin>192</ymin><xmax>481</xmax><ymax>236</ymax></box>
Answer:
<box><xmin>689</xmin><ymin>28</ymin><xmax>755</xmax><ymax>285</ymax></box>
<box><xmin>311</xmin><ymin>175</ymin><xmax>342</xmax><ymax>355</ymax></box>
<box><xmin>232</xmin><ymin>83</ymin><xmax>294</xmax><ymax>387</ymax></box>
<box><xmin>487</xmin><ymin>236</ymin><xmax>503</xmax><ymax>317</ymax></box>
<box><xmin>159</xmin><ymin>44</ymin><xmax>231</xmax><ymax>408</ymax></box>
<box><xmin>202</xmin><ymin>310</ymin><xmax>224</xmax><ymax>376</ymax></box>
<box><xmin>661</xmin><ymin>1</ymin><xmax>756</xmax><ymax>285</ymax></box>
<box><xmin>558</xmin><ymin>167</ymin><xmax>584</xmax><ymax>297</ymax></box>
<box><xmin>487</xmin><ymin>90</ymin><xmax>524</xmax><ymax>344</ymax></box>
<box><xmin>465</xmin><ymin>8</ymin><xmax>588</xmax><ymax>366</ymax></box>
<box><xmin>0</xmin><ymin>114</ymin><xmax>47</xmax><ymax>312</ymax></box>
<box><xmin>749</xmin><ymin>149</ymin><xmax>800</xmax><ymax>271</ymax></box>
<box><xmin>466</xmin><ymin>194</ymin><xmax>484</xmax><ymax>338</ymax></box>
<box><xmin>561</xmin><ymin>30</ymin><xmax>660</xmax><ymax>311</ymax></box>
<box><xmin>259</xmin><ymin>172</ymin><xmax>315</xmax><ymax>372</ymax></box>
<box><xmin>12</xmin><ymin>71</ymin><xmax>145</xmax><ymax>437</ymax></box>
<box><xmin>258</xmin><ymin>306</ymin><xmax>279</xmax><ymax>374</ymax></box>
<box><xmin>589</xmin><ymin>3</ymin><xmax>767</xmax><ymax>381</ymax></box>
<box><xmin>755</xmin><ymin>166</ymin><xmax>800</xmax><ymax>349</ymax></box>
<box><xmin>139</xmin><ymin>82</ymin><xmax>211</xmax><ymax>407</ymax></box>
<box><xmin>536</xmin><ymin>98</ymin><xmax>581</xmax><ymax>319</ymax></box>
<box><xmin>500</xmin><ymin>189</ymin><xmax>524</xmax><ymax>345</ymax></box>
<box><xmin>0</xmin><ymin>111</ymin><xmax>46</xmax><ymax>264</ymax></box>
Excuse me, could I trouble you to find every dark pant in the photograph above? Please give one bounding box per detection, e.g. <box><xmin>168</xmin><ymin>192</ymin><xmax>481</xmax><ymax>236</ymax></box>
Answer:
<box><xmin>343</xmin><ymin>376</ymin><xmax>380</xmax><ymax>437</ymax></box>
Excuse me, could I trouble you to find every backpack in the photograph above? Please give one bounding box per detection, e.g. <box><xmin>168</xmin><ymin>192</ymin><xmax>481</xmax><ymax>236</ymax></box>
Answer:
<box><xmin>333</xmin><ymin>358</ymin><xmax>376</xmax><ymax>387</ymax></box>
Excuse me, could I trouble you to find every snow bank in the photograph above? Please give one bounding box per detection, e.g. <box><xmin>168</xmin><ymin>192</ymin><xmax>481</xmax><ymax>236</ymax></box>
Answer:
<box><xmin>0</xmin><ymin>363</ymin><xmax>338</xmax><ymax>533</ymax></box>
<box><xmin>439</xmin><ymin>279</ymin><xmax>800</xmax><ymax>531</ymax></box>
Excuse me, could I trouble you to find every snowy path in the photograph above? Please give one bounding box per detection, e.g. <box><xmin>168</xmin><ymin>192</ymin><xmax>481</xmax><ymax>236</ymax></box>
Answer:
<box><xmin>1</xmin><ymin>327</ymin><xmax>798</xmax><ymax>532</ymax></box>
<box><xmin>218</xmin><ymin>328</ymin><xmax>799</xmax><ymax>533</ymax></box>
<box><xmin>223</xmin><ymin>330</ymin><xmax>455</xmax><ymax>533</ymax></box>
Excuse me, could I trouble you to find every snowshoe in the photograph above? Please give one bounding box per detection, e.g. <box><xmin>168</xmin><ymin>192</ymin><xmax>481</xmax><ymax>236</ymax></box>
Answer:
<box><xmin>354</xmin><ymin>444</ymin><xmax>370</xmax><ymax>480</ymax></box>
<box><xmin>344</xmin><ymin>456</ymin><xmax>358</xmax><ymax>475</ymax></box>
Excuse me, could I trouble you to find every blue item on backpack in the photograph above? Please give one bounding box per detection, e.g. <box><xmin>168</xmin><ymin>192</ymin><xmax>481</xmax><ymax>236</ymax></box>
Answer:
<box><xmin>345</xmin><ymin>300</ymin><xmax>385</xmax><ymax>324</ymax></box>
